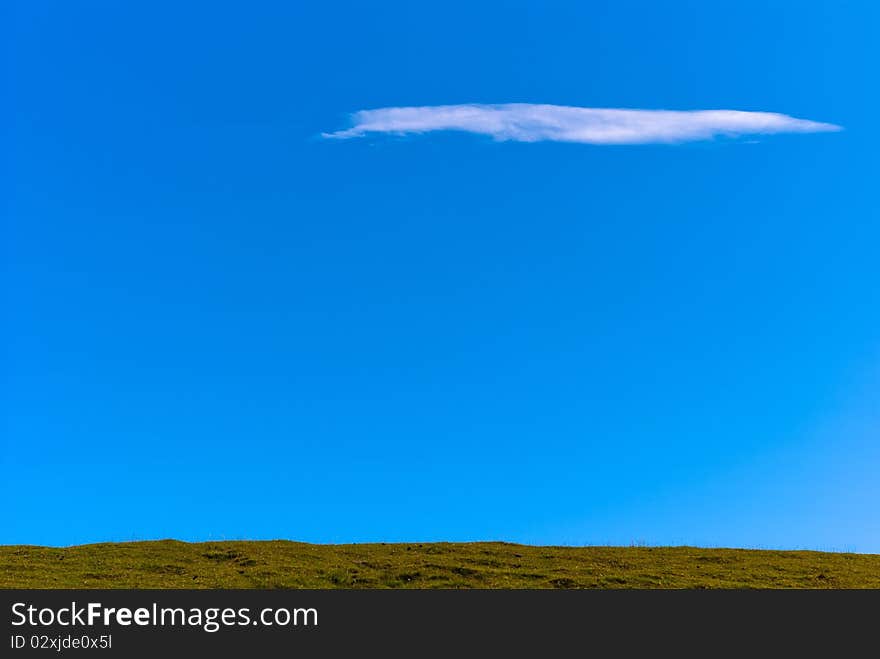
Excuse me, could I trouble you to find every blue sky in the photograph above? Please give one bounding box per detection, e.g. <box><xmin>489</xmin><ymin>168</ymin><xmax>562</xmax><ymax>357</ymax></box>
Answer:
<box><xmin>4</xmin><ymin>1</ymin><xmax>878</xmax><ymax>550</ymax></box>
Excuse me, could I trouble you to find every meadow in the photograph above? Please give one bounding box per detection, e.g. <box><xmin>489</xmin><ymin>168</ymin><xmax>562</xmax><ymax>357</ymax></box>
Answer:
<box><xmin>2</xmin><ymin>540</ymin><xmax>879</xmax><ymax>589</ymax></box>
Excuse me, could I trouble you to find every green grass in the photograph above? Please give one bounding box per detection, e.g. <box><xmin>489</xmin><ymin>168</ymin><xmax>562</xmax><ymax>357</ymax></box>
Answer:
<box><xmin>2</xmin><ymin>541</ymin><xmax>878</xmax><ymax>589</ymax></box>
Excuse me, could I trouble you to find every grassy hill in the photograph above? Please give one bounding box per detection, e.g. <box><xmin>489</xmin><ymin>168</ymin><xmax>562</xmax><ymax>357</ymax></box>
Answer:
<box><xmin>2</xmin><ymin>540</ymin><xmax>879</xmax><ymax>589</ymax></box>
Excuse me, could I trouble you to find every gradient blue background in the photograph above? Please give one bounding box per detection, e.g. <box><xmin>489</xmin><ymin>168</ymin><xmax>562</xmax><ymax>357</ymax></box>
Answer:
<box><xmin>4</xmin><ymin>1</ymin><xmax>878</xmax><ymax>549</ymax></box>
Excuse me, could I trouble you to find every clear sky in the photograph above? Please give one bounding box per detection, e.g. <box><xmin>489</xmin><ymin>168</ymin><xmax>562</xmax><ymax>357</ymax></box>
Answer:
<box><xmin>4</xmin><ymin>1</ymin><xmax>878</xmax><ymax>550</ymax></box>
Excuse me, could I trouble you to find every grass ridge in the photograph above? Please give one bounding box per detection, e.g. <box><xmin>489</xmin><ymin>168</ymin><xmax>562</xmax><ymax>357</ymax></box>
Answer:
<box><xmin>3</xmin><ymin>540</ymin><xmax>879</xmax><ymax>589</ymax></box>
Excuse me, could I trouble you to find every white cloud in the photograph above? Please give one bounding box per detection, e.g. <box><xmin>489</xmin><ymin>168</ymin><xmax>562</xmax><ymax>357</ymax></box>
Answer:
<box><xmin>323</xmin><ymin>103</ymin><xmax>841</xmax><ymax>145</ymax></box>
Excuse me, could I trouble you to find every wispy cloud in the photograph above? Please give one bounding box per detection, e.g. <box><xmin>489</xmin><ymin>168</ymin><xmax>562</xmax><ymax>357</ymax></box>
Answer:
<box><xmin>323</xmin><ymin>103</ymin><xmax>841</xmax><ymax>145</ymax></box>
